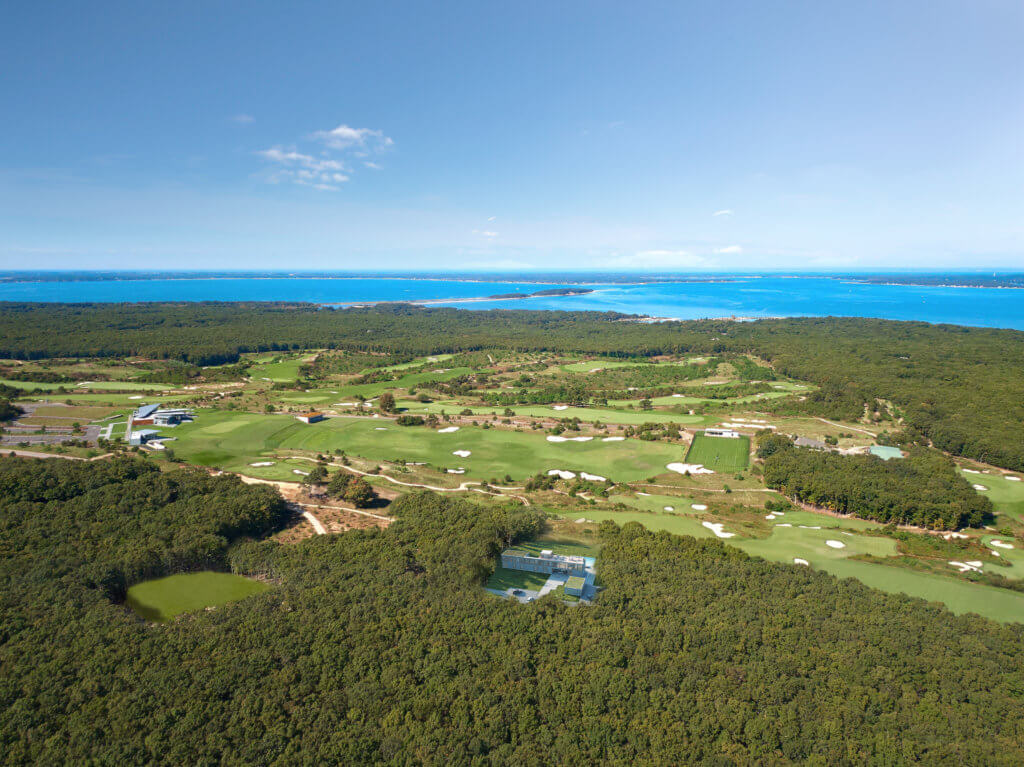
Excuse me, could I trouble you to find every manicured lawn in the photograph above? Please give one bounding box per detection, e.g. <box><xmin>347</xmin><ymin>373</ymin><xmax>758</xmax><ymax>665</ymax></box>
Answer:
<box><xmin>550</xmin><ymin>509</ymin><xmax>716</xmax><ymax>538</ymax></box>
<box><xmin>249</xmin><ymin>356</ymin><xmax>305</xmax><ymax>383</ymax></box>
<box><xmin>485</xmin><ymin>568</ymin><xmax>551</xmax><ymax>592</ymax></box>
<box><xmin>514</xmin><ymin>536</ymin><xmax>600</xmax><ymax>558</ymax></box>
<box><xmin>125</xmin><ymin>571</ymin><xmax>270</xmax><ymax>621</ymax></box>
<box><xmin>161</xmin><ymin>409</ymin><xmax>689</xmax><ymax>482</ymax></box>
<box><xmin>1</xmin><ymin>378</ymin><xmax>172</xmax><ymax>392</ymax></box>
<box><xmin>560</xmin><ymin>359</ymin><xmax>652</xmax><ymax>372</ymax></box>
<box><xmin>397</xmin><ymin>399</ymin><xmax>711</xmax><ymax>426</ymax></box>
<box><xmin>685</xmin><ymin>433</ymin><xmax>750</xmax><ymax>472</ymax></box>
<box><xmin>962</xmin><ymin>470</ymin><xmax>1024</xmax><ymax>521</ymax></box>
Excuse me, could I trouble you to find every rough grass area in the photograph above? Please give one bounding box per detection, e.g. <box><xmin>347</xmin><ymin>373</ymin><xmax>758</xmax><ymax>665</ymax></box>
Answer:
<box><xmin>125</xmin><ymin>571</ymin><xmax>270</xmax><ymax>621</ymax></box>
<box><xmin>685</xmin><ymin>433</ymin><xmax>750</xmax><ymax>472</ymax></box>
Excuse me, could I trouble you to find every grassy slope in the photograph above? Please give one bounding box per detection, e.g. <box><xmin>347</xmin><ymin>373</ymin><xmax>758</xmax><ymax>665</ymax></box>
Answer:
<box><xmin>125</xmin><ymin>572</ymin><xmax>270</xmax><ymax>621</ymax></box>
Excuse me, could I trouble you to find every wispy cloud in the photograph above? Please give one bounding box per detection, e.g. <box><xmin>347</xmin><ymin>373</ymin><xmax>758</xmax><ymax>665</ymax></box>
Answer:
<box><xmin>604</xmin><ymin>249</ymin><xmax>713</xmax><ymax>268</ymax></box>
<box><xmin>715</xmin><ymin>245</ymin><xmax>743</xmax><ymax>254</ymax></box>
<box><xmin>487</xmin><ymin>215</ymin><xmax>497</xmax><ymax>222</ymax></box>
<box><xmin>473</xmin><ymin>229</ymin><xmax>499</xmax><ymax>238</ymax></box>
<box><xmin>232</xmin><ymin>114</ymin><xmax>255</xmax><ymax>124</ymax></box>
<box><xmin>712</xmin><ymin>209</ymin><xmax>734</xmax><ymax>216</ymax></box>
<box><xmin>256</xmin><ymin>123</ymin><xmax>391</xmax><ymax>190</ymax></box>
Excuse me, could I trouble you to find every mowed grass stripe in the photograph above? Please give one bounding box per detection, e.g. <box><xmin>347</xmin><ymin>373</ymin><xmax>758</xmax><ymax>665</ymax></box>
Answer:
<box><xmin>685</xmin><ymin>433</ymin><xmax>750</xmax><ymax>472</ymax></box>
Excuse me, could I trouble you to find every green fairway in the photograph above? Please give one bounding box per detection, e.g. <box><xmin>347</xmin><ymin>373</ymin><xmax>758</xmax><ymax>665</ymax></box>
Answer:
<box><xmin>0</xmin><ymin>378</ymin><xmax>173</xmax><ymax>392</ymax></box>
<box><xmin>616</xmin><ymin>492</ymin><xmax>698</xmax><ymax>513</ymax></box>
<box><xmin>249</xmin><ymin>356</ymin><xmax>305</xmax><ymax>383</ymax></box>
<box><xmin>560</xmin><ymin>359</ymin><xmax>652</xmax><ymax>372</ymax></box>
<box><xmin>125</xmin><ymin>571</ymin><xmax>270</xmax><ymax>621</ymax></box>
<box><xmin>397</xmin><ymin>399</ymin><xmax>711</xmax><ymax>426</ymax></box>
<box><xmin>161</xmin><ymin>409</ymin><xmax>688</xmax><ymax>481</ymax></box>
<box><xmin>685</xmin><ymin>433</ymin><xmax>750</xmax><ymax>472</ymax></box>
<box><xmin>961</xmin><ymin>470</ymin><xmax>1024</xmax><ymax>520</ymax></box>
<box><xmin>550</xmin><ymin>509</ymin><xmax>716</xmax><ymax>538</ymax></box>
<box><xmin>737</xmin><ymin>524</ymin><xmax>896</xmax><ymax>564</ymax></box>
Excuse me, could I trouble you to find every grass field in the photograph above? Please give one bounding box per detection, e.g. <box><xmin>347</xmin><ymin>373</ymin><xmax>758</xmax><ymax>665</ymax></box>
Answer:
<box><xmin>962</xmin><ymin>470</ymin><xmax>1024</xmax><ymax>521</ymax></box>
<box><xmin>125</xmin><ymin>571</ymin><xmax>270</xmax><ymax>621</ymax></box>
<box><xmin>485</xmin><ymin>568</ymin><xmax>551</xmax><ymax>592</ymax></box>
<box><xmin>161</xmin><ymin>410</ymin><xmax>688</xmax><ymax>481</ymax></box>
<box><xmin>616</xmin><ymin>492</ymin><xmax>698</xmax><ymax>513</ymax></box>
<box><xmin>249</xmin><ymin>356</ymin><xmax>305</xmax><ymax>383</ymax></box>
<box><xmin>551</xmin><ymin>509</ymin><xmax>716</xmax><ymax>538</ymax></box>
<box><xmin>684</xmin><ymin>433</ymin><xmax>750</xmax><ymax>472</ymax></box>
<box><xmin>397</xmin><ymin>399</ymin><xmax>712</xmax><ymax>426</ymax></box>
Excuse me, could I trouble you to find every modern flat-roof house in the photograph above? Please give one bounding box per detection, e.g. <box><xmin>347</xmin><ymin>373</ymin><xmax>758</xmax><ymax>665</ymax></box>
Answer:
<box><xmin>500</xmin><ymin>549</ymin><xmax>587</xmax><ymax>576</ymax></box>
<box><xmin>128</xmin><ymin>428</ymin><xmax>160</xmax><ymax>446</ymax></box>
<box><xmin>705</xmin><ymin>428</ymin><xmax>741</xmax><ymax>438</ymax></box>
<box><xmin>132</xmin><ymin>404</ymin><xmax>193</xmax><ymax>427</ymax></box>
<box><xmin>296</xmin><ymin>411</ymin><xmax>324</xmax><ymax>424</ymax></box>
<box><xmin>564</xmin><ymin>575</ymin><xmax>587</xmax><ymax>597</ymax></box>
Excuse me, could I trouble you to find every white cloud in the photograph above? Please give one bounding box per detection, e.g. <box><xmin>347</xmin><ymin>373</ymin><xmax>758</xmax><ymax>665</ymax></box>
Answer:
<box><xmin>232</xmin><ymin>114</ymin><xmax>255</xmax><ymax>124</ymax></box>
<box><xmin>311</xmin><ymin>124</ymin><xmax>393</xmax><ymax>151</ymax></box>
<box><xmin>473</xmin><ymin>229</ymin><xmax>499</xmax><ymax>238</ymax></box>
<box><xmin>713</xmin><ymin>209</ymin><xmax>734</xmax><ymax>216</ymax></box>
<box><xmin>363</xmin><ymin>161</ymin><xmax>381</xmax><ymax>170</ymax></box>
<box><xmin>487</xmin><ymin>215</ymin><xmax>497</xmax><ymax>222</ymax></box>
<box><xmin>715</xmin><ymin>245</ymin><xmax>743</xmax><ymax>254</ymax></box>
<box><xmin>604</xmin><ymin>249</ymin><xmax>714</xmax><ymax>268</ymax></box>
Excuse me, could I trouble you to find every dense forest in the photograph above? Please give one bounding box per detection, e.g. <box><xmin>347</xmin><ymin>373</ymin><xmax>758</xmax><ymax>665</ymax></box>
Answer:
<box><xmin>3</xmin><ymin>456</ymin><xmax>1024</xmax><ymax>764</ymax></box>
<box><xmin>758</xmin><ymin>436</ymin><xmax>993</xmax><ymax>529</ymax></box>
<box><xmin>1</xmin><ymin>303</ymin><xmax>1023</xmax><ymax>470</ymax></box>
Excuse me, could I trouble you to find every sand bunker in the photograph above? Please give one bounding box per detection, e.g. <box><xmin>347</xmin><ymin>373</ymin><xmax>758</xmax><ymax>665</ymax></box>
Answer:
<box><xmin>447</xmin><ymin>468</ymin><xmax>465</xmax><ymax>474</ymax></box>
<box><xmin>452</xmin><ymin>450</ymin><xmax>471</xmax><ymax>458</ymax></box>
<box><xmin>546</xmin><ymin>435</ymin><xmax>593</xmax><ymax>443</ymax></box>
<box><xmin>375</xmin><ymin>427</ymin><xmax>388</xmax><ymax>431</ymax></box>
<box><xmin>666</xmin><ymin>463</ymin><xmax>714</xmax><ymax>475</ymax></box>
<box><xmin>793</xmin><ymin>558</ymin><xmax>809</xmax><ymax>566</ymax></box>
<box><xmin>973</xmin><ymin>484</ymin><xmax>988</xmax><ymax>491</ymax></box>
<box><xmin>1008</xmin><ymin>476</ymin><xmax>1022</xmax><ymax>481</ymax></box>
<box><xmin>547</xmin><ymin>469</ymin><xmax>577</xmax><ymax>480</ymax></box>
<box><xmin>552</xmin><ymin>405</ymin><xmax>569</xmax><ymax>411</ymax></box>
<box><xmin>942</xmin><ymin>532</ymin><xmax>969</xmax><ymax>540</ymax></box>
<box><xmin>691</xmin><ymin>503</ymin><xmax>708</xmax><ymax>511</ymax></box>
<box><xmin>963</xmin><ymin>468</ymin><xmax>982</xmax><ymax>474</ymax></box>
<box><xmin>129</xmin><ymin>395</ymin><xmax>143</xmax><ymax>400</ymax></box>
<box><xmin>293</xmin><ymin>469</ymin><xmax>309</xmax><ymax>476</ymax></box>
<box><xmin>580</xmin><ymin>472</ymin><xmax>606</xmax><ymax>482</ymax></box>
<box><xmin>636</xmin><ymin>492</ymin><xmax>651</xmax><ymax>496</ymax></box>
<box><xmin>799</xmin><ymin>525</ymin><xmax>822</xmax><ymax>530</ymax></box>
<box><xmin>249</xmin><ymin>461</ymin><xmax>275</xmax><ymax>467</ymax></box>
<box><xmin>602</xmin><ymin>436</ymin><xmax>625</xmax><ymax>442</ymax></box>
<box><xmin>663</xmin><ymin>506</ymin><xmax>674</xmax><ymax>512</ymax></box>
<box><xmin>825</xmin><ymin>540</ymin><xmax>845</xmax><ymax>549</ymax></box>
<box><xmin>990</xmin><ymin>540</ymin><xmax>1015</xmax><ymax>549</ymax></box>
<box><xmin>437</xmin><ymin>426</ymin><xmax>460</xmax><ymax>433</ymax></box>
<box><xmin>702</xmin><ymin>521</ymin><xmax>735</xmax><ymax>539</ymax></box>
<box><xmin>775</xmin><ymin>523</ymin><xmax>793</xmax><ymax>527</ymax></box>
<box><xmin>949</xmin><ymin>560</ymin><xmax>982</xmax><ymax>573</ymax></box>
<box><xmin>765</xmin><ymin>514</ymin><xmax>777</xmax><ymax>520</ymax></box>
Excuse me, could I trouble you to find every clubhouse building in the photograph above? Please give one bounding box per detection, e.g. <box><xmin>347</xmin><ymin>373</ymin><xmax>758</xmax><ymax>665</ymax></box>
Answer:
<box><xmin>500</xmin><ymin>549</ymin><xmax>596</xmax><ymax>599</ymax></box>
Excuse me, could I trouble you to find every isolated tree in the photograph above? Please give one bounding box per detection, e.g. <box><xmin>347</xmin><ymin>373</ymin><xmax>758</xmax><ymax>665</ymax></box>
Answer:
<box><xmin>327</xmin><ymin>471</ymin><xmax>352</xmax><ymax>498</ymax></box>
<box><xmin>379</xmin><ymin>392</ymin><xmax>396</xmax><ymax>413</ymax></box>
<box><xmin>344</xmin><ymin>478</ymin><xmax>377</xmax><ymax>508</ymax></box>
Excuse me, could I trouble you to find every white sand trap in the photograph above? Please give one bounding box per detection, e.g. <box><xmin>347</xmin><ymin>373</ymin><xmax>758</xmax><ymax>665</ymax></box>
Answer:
<box><xmin>973</xmin><ymin>484</ymin><xmax>988</xmax><ymax>491</ymax></box>
<box><xmin>334</xmin><ymin>402</ymin><xmax>356</xmax><ymax>406</ymax></box>
<box><xmin>702</xmin><ymin>521</ymin><xmax>735</xmax><ymax>538</ymax></box>
<box><xmin>663</xmin><ymin>506</ymin><xmax>675</xmax><ymax>512</ymax></box>
<box><xmin>825</xmin><ymin>540</ymin><xmax>845</xmax><ymax>549</ymax></box>
<box><xmin>793</xmin><ymin>558</ymin><xmax>809</xmax><ymax>566</ymax></box>
<box><xmin>963</xmin><ymin>468</ymin><xmax>982</xmax><ymax>474</ymax></box>
<box><xmin>775</xmin><ymin>523</ymin><xmax>793</xmax><ymax>527</ymax></box>
<box><xmin>575</xmin><ymin>517</ymin><xmax>588</xmax><ymax>523</ymax></box>
<box><xmin>671</xmin><ymin>394</ymin><xmax>686</xmax><ymax>398</ymax></box>
<box><xmin>447</xmin><ymin>468</ymin><xmax>465</xmax><ymax>474</ymax></box>
<box><xmin>452</xmin><ymin>450</ymin><xmax>471</xmax><ymax>458</ymax></box>
<box><xmin>437</xmin><ymin>426</ymin><xmax>460</xmax><ymax>433</ymax></box>
<box><xmin>942</xmin><ymin>532</ymin><xmax>969</xmax><ymax>540</ymax></box>
<box><xmin>799</xmin><ymin>525</ymin><xmax>822</xmax><ymax>530</ymax></box>
<box><xmin>993</xmin><ymin>551</ymin><xmax>1001</xmax><ymax>557</ymax></box>
<box><xmin>129</xmin><ymin>395</ymin><xmax>144</xmax><ymax>400</ymax></box>
<box><xmin>667</xmin><ymin>462</ymin><xmax>714</xmax><ymax>475</ymax></box>
<box><xmin>293</xmin><ymin>469</ymin><xmax>309</xmax><ymax>476</ymax></box>
<box><xmin>602</xmin><ymin>436</ymin><xmax>625</xmax><ymax>442</ymax></box>
<box><xmin>765</xmin><ymin>514</ymin><xmax>777</xmax><ymax>520</ymax></box>
<box><xmin>636</xmin><ymin>492</ymin><xmax>651</xmax><ymax>496</ymax></box>
<box><xmin>1007</xmin><ymin>476</ymin><xmax>1022</xmax><ymax>481</ymax></box>
<box><xmin>547</xmin><ymin>469</ymin><xmax>577</xmax><ymax>480</ymax></box>
<box><xmin>949</xmin><ymin>560</ymin><xmax>982</xmax><ymax>573</ymax></box>
<box><xmin>375</xmin><ymin>427</ymin><xmax>388</xmax><ymax>431</ymax></box>
<box><xmin>691</xmin><ymin>503</ymin><xmax>708</xmax><ymax>511</ymax></box>
<box><xmin>546</xmin><ymin>435</ymin><xmax>593</xmax><ymax>442</ymax></box>
<box><xmin>249</xmin><ymin>461</ymin><xmax>275</xmax><ymax>467</ymax></box>
<box><xmin>580</xmin><ymin>472</ymin><xmax>606</xmax><ymax>482</ymax></box>
<box><xmin>552</xmin><ymin>405</ymin><xmax>569</xmax><ymax>411</ymax></box>
<box><xmin>990</xmin><ymin>540</ymin><xmax>1015</xmax><ymax>549</ymax></box>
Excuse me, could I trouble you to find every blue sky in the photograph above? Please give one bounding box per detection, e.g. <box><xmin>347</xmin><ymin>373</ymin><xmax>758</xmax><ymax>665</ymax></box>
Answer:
<box><xmin>2</xmin><ymin>1</ymin><xmax>1022</xmax><ymax>271</ymax></box>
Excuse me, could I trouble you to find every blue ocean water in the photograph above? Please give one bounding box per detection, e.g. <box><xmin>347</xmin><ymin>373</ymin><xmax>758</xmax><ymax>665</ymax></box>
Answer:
<box><xmin>0</xmin><ymin>275</ymin><xmax>1022</xmax><ymax>330</ymax></box>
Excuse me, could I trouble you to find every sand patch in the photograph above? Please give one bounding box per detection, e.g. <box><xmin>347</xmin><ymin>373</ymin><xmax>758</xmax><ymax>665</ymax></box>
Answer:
<box><xmin>129</xmin><ymin>395</ymin><xmax>143</xmax><ymax>400</ymax></box>
<box><xmin>963</xmin><ymin>468</ymin><xmax>982</xmax><ymax>474</ymax></box>
<box><xmin>447</xmin><ymin>468</ymin><xmax>465</xmax><ymax>474</ymax></box>
<box><xmin>249</xmin><ymin>461</ymin><xmax>275</xmax><ymax>467</ymax></box>
<box><xmin>775</xmin><ymin>523</ymin><xmax>792</xmax><ymax>527</ymax></box>
<box><xmin>825</xmin><ymin>540</ymin><xmax>845</xmax><ymax>549</ymax></box>
<box><xmin>799</xmin><ymin>525</ymin><xmax>822</xmax><ymax>530</ymax></box>
<box><xmin>942</xmin><ymin>532</ymin><xmax>969</xmax><ymax>540</ymax></box>
<box><xmin>636</xmin><ymin>492</ymin><xmax>651</xmax><ymax>496</ymax></box>
<box><xmin>552</xmin><ymin>405</ymin><xmax>569</xmax><ymax>411</ymax></box>
<box><xmin>765</xmin><ymin>514</ymin><xmax>777</xmax><ymax>520</ymax></box>
<box><xmin>1007</xmin><ymin>476</ymin><xmax>1022</xmax><ymax>481</ymax></box>
<box><xmin>691</xmin><ymin>503</ymin><xmax>708</xmax><ymax>511</ymax></box>
<box><xmin>437</xmin><ymin>426</ymin><xmax>460</xmax><ymax>433</ymax></box>
<box><xmin>990</xmin><ymin>540</ymin><xmax>1015</xmax><ymax>550</ymax></box>
<box><xmin>973</xmin><ymin>484</ymin><xmax>988</xmax><ymax>491</ymax></box>
<box><xmin>702</xmin><ymin>521</ymin><xmax>734</xmax><ymax>538</ymax></box>
<box><xmin>375</xmin><ymin>427</ymin><xmax>388</xmax><ymax>431</ymax></box>
<box><xmin>580</xmin><ymin>472</ymin><xmax>606</xmax><ymax>482</ymax></box>
<box><xmin>949</xmin><ymin>560</ymin><xmax>982</xmax><ymax>573</ymax></box>
<box><xmin>547</xmin><ymin>469</ymin><xmax>577</xmax><ymax>480</ymax></box>
<box><xmin>793</xmin><ymin>558</ymin><xmax>809</xmax><ymax>566</ymax></box>
<box><xmin>602</xmin><ymin>436</ymin><xmax>625</xmax><ymax>442</ymax></box>
<box><xmin>452</xmin><ymin>450</ymin><xmax>471</xmax><ymax>458</ymax></box>
<box><xmin>293</xmin><ymin>469</ymin><xmax>309</xmax><ymax>476</ymax></box>
<box><xmin>667</xmin><ymin>462</ymin><xmax>714</xmax><ymax>475</ymax></box>
<box><xmin>547</xmin><ymin>435</ymin><xmax>593</xmax><ymax>443</ymax></box>
<box><xmin>663</xmin><ymin>506</ymin><xmax>674</xmax><ymax>512</ymax></box>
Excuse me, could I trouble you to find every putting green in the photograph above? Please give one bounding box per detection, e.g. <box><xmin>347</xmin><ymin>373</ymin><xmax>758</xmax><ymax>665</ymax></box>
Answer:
<box><xmin>125</xmin><ymin>571</ymin><xmax>270</xmax><ymax>621</ymax></box>
<box><xmin>684</xmin><ymin>433</ymin><xmax>750</xmax><ymax>472</ymax></box>
<box><xmin>161</xmin><ymin>410</ymin><xmax>688</xmax><ymax>482</ymax></box>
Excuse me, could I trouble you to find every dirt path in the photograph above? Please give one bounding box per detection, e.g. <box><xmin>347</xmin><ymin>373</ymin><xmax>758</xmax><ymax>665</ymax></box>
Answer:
<box><xmin>0</xmin><ymin>449</ymin><xmax>113</xmax><ymax>462</ymax></box>
<box><xmin>815</xmin><ymin>417</ymin><xmax>877</xmax><ymax>437</ymax></box>
<box><xmin>300</xmin><ymin>508</ymin><xmax>328</xmax><ymax>535</ymax></box>
<box><xmin>299</xmin><ymin>502</ymin><xmax>392</xmax><ymax>522</ymax></box>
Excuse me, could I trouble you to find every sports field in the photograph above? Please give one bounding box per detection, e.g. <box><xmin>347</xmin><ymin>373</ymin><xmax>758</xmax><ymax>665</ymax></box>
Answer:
<box><xmin>160</xmin><ymin>410</ymin><xmax>687</xmax><ymax>482</ymax></box>
<box><xmin>125</xmin><ymin>571</ymin><xmax>270</xmax><ymax>621</ymax></box>
<box><xmin>684</xmin><ymin>433</ymin><xmax>750</xmax><ymax>472</ymax></box>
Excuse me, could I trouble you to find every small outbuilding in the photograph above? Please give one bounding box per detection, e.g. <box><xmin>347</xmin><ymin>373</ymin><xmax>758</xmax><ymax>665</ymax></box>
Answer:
<box><xmin>794</xmin><ymin>436</ymin><xmax>827</xmax><ymax>450</ymax></box>
<box><xmin>296</xmin><ymin>411</ymin><xmax>325</xmax><ymax>424</ymax></box>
